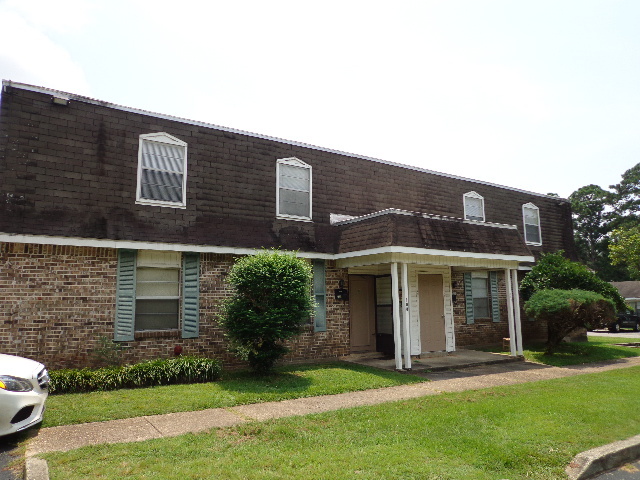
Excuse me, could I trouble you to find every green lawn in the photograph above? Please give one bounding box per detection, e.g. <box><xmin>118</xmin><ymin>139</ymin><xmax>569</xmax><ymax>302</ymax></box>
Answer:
<box><xmin>43</xmin><ymin>362</ymin><xmax>425</xmax><ymax>427</ymax></box>
<box><xmin>44</xmin><ymin>366</ymin><xmax>640</xmax><ymax>480</ymax></box>
<box><xmin>45</xmin><ymin>338</ymin><xmax>640</xmax><ymax>427</ymax></box>
<box><xmin>484</xmin><ymin>336</ymin><xmax>640</xmax><ymax>366</ymax></box>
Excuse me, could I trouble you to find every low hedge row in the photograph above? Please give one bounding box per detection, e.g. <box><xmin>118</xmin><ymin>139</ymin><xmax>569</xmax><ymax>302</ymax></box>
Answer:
<box><xmin>49</xmin><ymin>356</ymin><xmax>222</xmax><ymax>394</ymax></box>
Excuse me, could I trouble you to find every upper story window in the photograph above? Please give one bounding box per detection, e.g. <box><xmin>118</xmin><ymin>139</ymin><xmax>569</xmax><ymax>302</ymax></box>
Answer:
<box><xmin>277</xmin><ymin>157</ymin><xmax>312</xmax><ymax>220</ymax></box>
<box><xmin>136</xmin><ymin>133</ymin><xmax>187</xmax><ymax>208</ymax></box>
<box><xmin>523</xmin><ymin>203</ymin><xmax>542</xmax><ymax>245</ymax></box>
<box><xmin>464</xmin><ymin>191</ymin><xmax>485</xmax><ymax>222</ymax></box>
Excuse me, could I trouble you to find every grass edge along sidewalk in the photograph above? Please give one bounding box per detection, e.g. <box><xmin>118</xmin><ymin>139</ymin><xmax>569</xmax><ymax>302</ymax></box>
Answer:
<box><xmin>42</xmin><ymin>362</ymin><xmax>426</xmax><ymax>428</ymax></box>
<box><xmin>35</xmin><ymin>359</ymin><xmax>640</xmax><ymax>480</ymax></box>
<box><xmin>44</xmin><ymin>336</ymin><xmax>640</xmax><ymax>428</ymax></box>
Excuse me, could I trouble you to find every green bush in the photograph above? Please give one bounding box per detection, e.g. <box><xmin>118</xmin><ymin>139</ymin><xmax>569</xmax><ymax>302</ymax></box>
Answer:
<box><xmin>49</xmin><ymin>356</ymin><xmax>222</xmax><ymax>394</ymax></box>
<box><xmin>520</xmin><ymin>251</ymin><xmax>626</xmax><ymax>311</ymax></box>
<box><xmin>524</xmin><ymin>289</ymin><xmax>615</xmax><ymax>353</ymax></box>
<box><xmin>218</xmin><ymin>249</ymin><xmax>314</xmax><ymax>375</ymax></box>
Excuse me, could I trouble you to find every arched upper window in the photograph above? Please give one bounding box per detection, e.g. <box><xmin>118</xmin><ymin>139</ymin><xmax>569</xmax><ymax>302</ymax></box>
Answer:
<box><xmin>136</xmin><ymin>132</ymin><xmax>187</xmax><ymax>208</ymax></box>
<box><xmin>463</xmin><ymin>191</ymin><xmax>485</xmax><ymax>222</ymax></box>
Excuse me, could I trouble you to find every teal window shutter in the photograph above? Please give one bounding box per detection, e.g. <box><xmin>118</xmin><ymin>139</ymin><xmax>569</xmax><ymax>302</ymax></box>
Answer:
<box><xmin>182</xmin><ymin>253</ymin><xmax>200</xmax><ymax>339</ymax></box>
<box><xmin>115</xmin><ymin>250</ymin><xmax>136</xmax><ymax>341</ymax></box>
<box><xmin>490</xmin><ymin>271</ymin><xmax>500</xmax><ymax>322</ymax></box>
<box><xmin>313</xmin><ymin>260</ymin><xmax>327</xmax><ymax>332</ymax></box>
<box><xmin>464</xmin><ymin>272</ymin><xmax>474</xmax><ymax>324</ymax></box>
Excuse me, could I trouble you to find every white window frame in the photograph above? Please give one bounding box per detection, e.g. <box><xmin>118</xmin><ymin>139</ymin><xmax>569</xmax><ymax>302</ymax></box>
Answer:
<box><xmin>276</xmin><ymin>157</ymin><xmax>312</xmax><ymax>221</ymax></box>
<box><xmin>471</xmin><ymin>271</ymin><xmax>490</xmax><ymax>319</ymax></box>
<box><xmin>135</xmin><ymin>250</ymin><xmax>182</xmax><ymax>332</ymax></box>
<box><xmin>522</xmin><ymin>202</ymin><xmax>542</xmax><ymax>245</ymax></box>
<box><xmin>136</xmin><ymin>132</ymin><xmax>188</xmax><ymax>209</ymax></box>
<box><xmin>464</xmin><ymin>191</ymin><xmax>485</xmax><ymax>222</ymax></box>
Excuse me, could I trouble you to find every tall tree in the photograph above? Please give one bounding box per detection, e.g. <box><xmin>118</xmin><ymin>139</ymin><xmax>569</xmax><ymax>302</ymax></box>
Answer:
<box><xmin>568</xmin><ymin>162</ymin><xmax>640</xmax><ymax>281</ymax></box>
<box><xmin>569</xmin><ymin>184</ymin><xmax>611</xmax><ymax>270</ymax></box>
<box><xmin>610</xmin><ymin>163</ymin><xmax>640</xmax><ymax>225</ymax></box>
<box><xmin>610</xmin><ymin>225</ymin><xmax>640</xmax><ymax>280</ymax></box>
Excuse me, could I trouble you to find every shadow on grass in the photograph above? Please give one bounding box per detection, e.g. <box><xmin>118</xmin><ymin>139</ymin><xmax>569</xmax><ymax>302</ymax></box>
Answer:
<box><xmin>480</xmin><ymin>339</ymin><xmax>640</xmax><ymax>367</ymax></box>
<box><xmin>219</xmin><ymin>371</ymin><xmax>313</xmax><ymax>394</ymax></box>
<box><xmin>218</xmin><ymin>361</ymin><xmax>421</xmax><ymax>395</ymax></box>
<box><xmin>529</xmin><ymin>342</ymin><xmax>640</xmax><ymax>367</ymax></box>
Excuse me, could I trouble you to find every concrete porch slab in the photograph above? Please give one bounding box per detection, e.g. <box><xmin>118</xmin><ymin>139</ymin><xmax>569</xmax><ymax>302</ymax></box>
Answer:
<box><xmin>341</xmin><ymin>348</ymin><xmax>522</xmax><ymax>372</ymax></box>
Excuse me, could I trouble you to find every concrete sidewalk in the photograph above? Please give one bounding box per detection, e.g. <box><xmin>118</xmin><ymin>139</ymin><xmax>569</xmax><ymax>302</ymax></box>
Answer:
<box><xmin>27</xmin><ymin>356</ymin><xmax>640</xmax><ymax>458</ymax></box>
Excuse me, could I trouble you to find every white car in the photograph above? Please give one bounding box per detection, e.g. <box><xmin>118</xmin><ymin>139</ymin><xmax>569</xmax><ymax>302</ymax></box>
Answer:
<box><xmin>0</xmin><ymin>354</ymin><xmax>49</xmax><ymax>436</ymax></box>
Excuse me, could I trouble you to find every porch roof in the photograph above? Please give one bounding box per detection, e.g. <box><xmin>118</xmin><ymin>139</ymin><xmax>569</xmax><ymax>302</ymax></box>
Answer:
<box><xmin>334</xmin><ymin>209</ymin><xmax>533</xmax><ymax>261</ymax></box>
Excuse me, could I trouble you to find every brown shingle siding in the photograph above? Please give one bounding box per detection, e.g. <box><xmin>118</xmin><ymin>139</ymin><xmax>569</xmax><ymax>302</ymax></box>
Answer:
<box><xmin>1</xmin><ymin>84</ymin><xmax>575</xmax><ymax>258</ymax></box>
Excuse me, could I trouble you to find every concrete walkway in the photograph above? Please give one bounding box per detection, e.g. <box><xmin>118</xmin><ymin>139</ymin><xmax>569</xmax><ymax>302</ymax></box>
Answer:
<box><xmin>27</xmin><ymin>355</ymin><xmax>640</xmax><ymax>458</ymax></box>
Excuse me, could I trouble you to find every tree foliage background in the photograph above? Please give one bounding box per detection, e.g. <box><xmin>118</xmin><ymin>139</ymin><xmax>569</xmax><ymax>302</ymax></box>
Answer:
<box><xmin>569</xmin><ymin>162</ymin><xmax>640</xmax><ymax>280</ymax></box>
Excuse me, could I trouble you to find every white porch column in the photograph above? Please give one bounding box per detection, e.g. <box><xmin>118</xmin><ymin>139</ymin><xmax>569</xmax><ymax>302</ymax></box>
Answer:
<box><xmin>391</xmin><ymin>262</ymin><xmax>402</xmax><ymax>370</ymax></box>
<box><xmin>511</xmin><ymin>269</ymin><xmax>524</xmax><ymax>355</ymax></box>
<box><xmin>401</xmin><ymin>263</ymin><xmax>412</xmax><ymax>370</ymax></box>
<box><xmin>504</xmin><ymin>269</ymin><xmax>517</xmax><ymax>357</ymax></box>
<box><xmin>391</xmin><ymin>262</ymin><xmax>403</xmax><ymax>370</ymax></box>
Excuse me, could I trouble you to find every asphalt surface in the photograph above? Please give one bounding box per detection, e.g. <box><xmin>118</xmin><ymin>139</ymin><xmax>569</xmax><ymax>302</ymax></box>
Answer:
<box><xmin>591</xmin><ymin>459</ymin><xmax>640</xmax><ymax>479</ymax></box>
<box><xmin>0</xmin><ymin>431</ymin><xmax>28</xmax><ymax>480</ymax></box>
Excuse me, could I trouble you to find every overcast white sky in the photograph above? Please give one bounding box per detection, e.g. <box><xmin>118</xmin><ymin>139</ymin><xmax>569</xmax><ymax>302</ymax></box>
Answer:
<box><xmin>1</xmin><ymin>0</ymin><xmax>639</xmax><ymax>198</ymax></box>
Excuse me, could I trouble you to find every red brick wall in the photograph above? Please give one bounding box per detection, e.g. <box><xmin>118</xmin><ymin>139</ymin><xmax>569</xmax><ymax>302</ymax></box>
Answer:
<box><xmin>285</xmin><ymin>261</ymin><xmax>351</xmax><ymax>361</ymax></box>
<box><xmin>451</xmin><ymin>271</ymin><xmax>547</xmax><ymax>347</ymax></box>
<box><xmin>0</xmin><ymin>243</ymin><xmax>117</xmax><ymax>367</ymax></box>
<box><xmin>0</xmin><ymin>243</ymin><xmax>351</xmax><ymax>369</ymax></box>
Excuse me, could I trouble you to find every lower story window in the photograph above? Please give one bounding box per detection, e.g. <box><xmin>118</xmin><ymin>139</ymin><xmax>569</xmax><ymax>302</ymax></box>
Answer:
<box><xmin>463</xmin><ymin>271</ymin><xmax>501</xmax><ymax>324</ymax></box>
<box><xmin>115</xmin><ymin>249</ymin><xmax>200</xmax><ymax>341</ymax></box>
<box><xmin>135</xmin><ymin>266</ymin><xmax>180</xmax><ymax>331</ymax></box>
<box><xmin>471</xmin><ymin>273</ymin><xmax>490</xmax><ymax>319</ymax></box>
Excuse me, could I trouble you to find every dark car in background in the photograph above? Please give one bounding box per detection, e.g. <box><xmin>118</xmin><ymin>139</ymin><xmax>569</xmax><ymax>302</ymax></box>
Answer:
<box><xmin>609</xmin><ymin>311</ymin><xmax>640</xmax><ymax>332</ymax></box>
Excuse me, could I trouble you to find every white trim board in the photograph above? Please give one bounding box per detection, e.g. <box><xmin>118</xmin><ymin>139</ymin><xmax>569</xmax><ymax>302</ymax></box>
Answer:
<box><xmin>334</xmin><ymin>246</ymin><xmax>534</xmax><ymax>263</ymax></box>
<box><xmin>2</xmin><ymin>80</ymin><xmax>568</xmax><ymax>203</ymax></box>
<box><xmin>0</xmin><ymin>233</ymin><xmax>334</xmax><ymax>259</ymax></box>
<box><xmin>0</xmin><ymin>233</ymin><xmax>534</xmax><ymax>264</ymax></box>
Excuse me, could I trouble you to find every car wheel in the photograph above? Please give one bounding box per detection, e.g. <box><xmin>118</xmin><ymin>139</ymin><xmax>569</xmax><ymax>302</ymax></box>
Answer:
<box><xmin>635</xmin><ymin>322</ymin><xmax>640</xmax><ymax>332</ymax></box>
<box><xmin>614</xmin><ymin>323</ymin><xmax>621</xmax><ymax>333</ymax></box>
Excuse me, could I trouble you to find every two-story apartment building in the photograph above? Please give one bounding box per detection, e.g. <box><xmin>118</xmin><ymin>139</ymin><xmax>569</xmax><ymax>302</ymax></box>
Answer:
<box><xmin>0</xmin><ymin>81</ymin><xmax>577</xmax><ymax>369</ymax></box>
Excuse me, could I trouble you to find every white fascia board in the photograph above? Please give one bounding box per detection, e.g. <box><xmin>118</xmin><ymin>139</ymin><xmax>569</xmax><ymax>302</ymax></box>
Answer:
<box><xmin>0</xmin><ymin>233</ymin><xmax>533</xmax><ymax>262</ymax></box>
<box><xmin>2</xmin><ymin>80</ymin><xmax>568</xmax><ymax>203</ymax></box>
<box><xmin>334</xmin><ymin>246</ymin><xmax>535</xmax><ymax>263</ymax></box>
<box><xmin>0</xmin><ymin>233</ymin><xmax>333</xmax><ymax>259</ymax></box>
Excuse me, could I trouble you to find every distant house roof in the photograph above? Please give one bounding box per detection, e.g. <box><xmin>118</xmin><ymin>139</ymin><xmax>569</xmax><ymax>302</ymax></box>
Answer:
<box><xmin>611</xmin><ymin>281</ymin><xmax>640</xmax><ymax>300</ymax></box>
